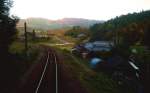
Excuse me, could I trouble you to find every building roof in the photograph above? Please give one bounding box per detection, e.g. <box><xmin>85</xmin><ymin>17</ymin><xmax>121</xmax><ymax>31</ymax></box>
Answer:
<box><xmin>84</xmin><ymin>41</ymin><xmax>114</xmax><ymax>51</ymax></box>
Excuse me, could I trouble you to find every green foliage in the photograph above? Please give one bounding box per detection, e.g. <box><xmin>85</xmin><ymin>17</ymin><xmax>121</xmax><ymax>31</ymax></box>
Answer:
<box><xmin>0</xmin><ymin>0</ymin><xmax>12</xmax><ymax>15</ymax></box>
<box><xmin>119</xmin><ymin>23</ymin><xmax>144</xmax><ymax>47</ymax></box>
<box><xmin>65</xmin><ymin>26</ymin><xmax>89</xmax><ymax>38</ymax></box>
<box><xmin>0</xmin><ymin>0</ymin><xmax>19</xmax><ymax>55</ymax></box>
<box><xmin>9</xmin><ymin>41</ymin><xmax>41</xmax><ymax>64</ymax></box>
<box><xmin>90</xmin><ymin>24</ymin><xmax>110</xmax><ymax>41</ymax></box>
<box><xmin>143</xmin><ymin>24</ymin><xmax>150</xmax><ymax>48</ymax></box>
<box><xmin>90</xmin><ymin>10</ymin><xmax>150</xmax><ymax>48</ymax></box>
<box><xmin>55</xmin><ymin>48</ymin><xmax>121</xmax><ymax>93</ymax></box>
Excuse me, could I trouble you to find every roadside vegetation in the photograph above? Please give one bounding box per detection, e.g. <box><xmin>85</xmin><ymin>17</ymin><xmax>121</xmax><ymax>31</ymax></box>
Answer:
<box><xmin>53</xmin><ymin>47</ymin><xmax>122</xmax><ymax>93</ymax></box>
<box><xmin>5</xmin><ymin>29</ymin><xmax>50</xmax><ymax>92</ymax></box>
<box><xmin>8</xmin><ymin>40</ymin><xmax>42</xmax><ymax>79</ymax></box>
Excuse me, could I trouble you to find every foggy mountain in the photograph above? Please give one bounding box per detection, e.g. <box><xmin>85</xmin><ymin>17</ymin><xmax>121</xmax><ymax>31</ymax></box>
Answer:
<box><xmin>17</xmin><ymin>18</ymin><xmax>103</xmax><ymax>30</ymax></box>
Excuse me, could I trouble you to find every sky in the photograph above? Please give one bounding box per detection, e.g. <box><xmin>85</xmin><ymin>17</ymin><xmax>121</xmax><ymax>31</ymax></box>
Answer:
<box><xmin>10</xmin><ymin>0</ymin><xmax>150</xmax><ymax>20</ymax></box>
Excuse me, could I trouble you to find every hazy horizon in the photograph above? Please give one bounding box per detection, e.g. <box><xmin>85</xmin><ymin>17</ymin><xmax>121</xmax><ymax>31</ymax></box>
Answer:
<box><xmin>10</xmin><ymin>0</ymin><xmax>150</xmax><ymax>21</ymax></box>
<box><xmin>16</xmin><ymin>17</ymin><xmax>105</xmax><ymax>21</ymax></box>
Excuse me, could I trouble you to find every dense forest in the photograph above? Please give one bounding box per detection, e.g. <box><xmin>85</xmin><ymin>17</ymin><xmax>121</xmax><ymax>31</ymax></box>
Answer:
<box><xmin>65</xmin><ymin>26</ymin><xmax>89</xmax><ymax>38</ymax></box>
<box><xmin>90</xmin><ymin>10</ymin><xmax>150</xmax><ymax>49</ymax></box>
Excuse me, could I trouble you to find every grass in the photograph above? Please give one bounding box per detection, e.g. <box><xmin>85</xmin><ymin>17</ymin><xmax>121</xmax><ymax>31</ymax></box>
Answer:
<box><xmin>0</xmin><ymin>40</ymin><xmax>43</xmax><ymax>92</ymax></box>
<box><xmin>10</xmin><ymin>40</ymin><xmax>39</xmax><ymax>62</ymax></box>
<box><xmin>9</xmin><ymin>40</ymin><xmax>45</xmax><ymax>76</ymax></box>
<box><xmin>55</xmin><ymin>47</ymin><xmax>122</xmax><ymax>93</ymax></box>
<box><xmin>40</xmin><ymin>37</ymin><xmax>135</xmax><ymax>93</ymax></box>
<box><xmin>9</xmin><ymin>41</ymin><xmax>25</xmax><ymax>54</ymax></box>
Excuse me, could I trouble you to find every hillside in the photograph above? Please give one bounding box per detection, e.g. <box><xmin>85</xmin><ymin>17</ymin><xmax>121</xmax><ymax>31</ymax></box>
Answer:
<box><xmin>17</xmin><ymin>18</ymin><xmax>103</xmax><ymax>30</ymax></box>
<box><xmin>90</xmin><ymin>10</ymin><xmax>150</xmax><ymax>41</ymax></box>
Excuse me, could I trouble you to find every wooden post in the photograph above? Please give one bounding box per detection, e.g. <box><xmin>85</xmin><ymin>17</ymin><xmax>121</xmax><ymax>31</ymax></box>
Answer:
<box><xmin>24</xmin><ymin>22</ymin><xmax>28</xmax><ymax>59</ymax></box>
<box><xmin>113</xmin><ymin>25</ymin><xmax>118</xmax><ymax>47</ymax></box>
<box><xmin>32</xmin><ymin>29</ymin><xmax>36</xmax><ymax>41</ymax></box>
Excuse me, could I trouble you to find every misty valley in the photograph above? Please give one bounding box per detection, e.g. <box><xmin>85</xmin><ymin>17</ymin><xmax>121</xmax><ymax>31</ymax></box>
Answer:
<box><xmin>0</xmin><ymin>0</ymin><xmax>150</xmax><ymax>93</ymax></box>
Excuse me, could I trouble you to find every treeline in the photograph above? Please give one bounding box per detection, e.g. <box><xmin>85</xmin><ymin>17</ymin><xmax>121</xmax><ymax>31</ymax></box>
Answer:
<box><xmin>0</xmin><ymin>0</ymin><xmax>18</xmax><ymax>55</ymax></box>
<box><xmin>65</xmin><ymin>26</ymin><xmax>90</xmax><ymax>38</ymax></box>
<box><xmin>90</xmin><ymin>10</ymin><xmax>150</xmax><ymax>48</ymax></box>
<box><xmin>65</xmin><ymin>10</ymin><xmax>150</xmax><ymax>50</ymax></box>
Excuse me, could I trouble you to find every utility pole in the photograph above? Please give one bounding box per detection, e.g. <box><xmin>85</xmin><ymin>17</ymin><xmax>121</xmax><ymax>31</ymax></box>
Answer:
<box><xmin>114</xmin><ymin>23</ymin><xmax>119</xmax><ymax>47</ymax></box>
<box><xmin>113</xmin><ymin>23</ymin><xmax>117</xmax><ymax>47</ymax></box>
<box><xmin>115</xmin><ymin>30</ymin><xmax>118</xmax><ymax>46</ymax></box>
<box><xmin>24</xmin><ymin>22</ymin><xmax>28</xmax><ymax>59</ymax></box>
<box><xmin>32</xmin><ymin>29</ymin><xmax>36</xmax><ymax>41</ymax></box>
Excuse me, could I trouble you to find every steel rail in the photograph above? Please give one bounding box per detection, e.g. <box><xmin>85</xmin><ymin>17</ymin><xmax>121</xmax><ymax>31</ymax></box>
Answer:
<box><xmin>35</xmin><ymin>52</ymin><xmax>50</xmax><ymax>93</ymax></box>
<box><xmin>54</xmin><ymin>53</ymin><xmax>58</xmax><ymax>93</ymax></box>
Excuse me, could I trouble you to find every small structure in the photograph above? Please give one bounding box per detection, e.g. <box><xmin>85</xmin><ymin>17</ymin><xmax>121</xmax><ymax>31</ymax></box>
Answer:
<box><xmin>90</xmin><ymin>57</ymin><xmax>102</xmax><ymax>68</ymax></box>
<box><xmin>71</xmin><ymin>41</ymin><xmax>114</xmax><ymax>58</ymax></box>
<box><xmin>77</xmin><ymin>33</ymin><xmax>86</xmax><ymax>38</ymax></box>
<box><xmin>35</xmin><ymin>31</ymin><xmax>49</xmax><ymax>38</ymax></box>
<box><xmin>84</xmin><ymin>41</ymin><xmax>114</xmax><ymax>52</ymax></box>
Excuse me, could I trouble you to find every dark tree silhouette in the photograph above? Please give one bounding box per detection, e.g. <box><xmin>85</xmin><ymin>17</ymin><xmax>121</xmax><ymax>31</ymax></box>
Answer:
<box><xmin>144</xmin><ymin>25</ymin><xmax>150</xmax><ymax>49</ymax></box>
<box><xmin>0</xmin><ymin>0</ymin><xmax>19</xmax><ymax>92</ymax></box>
<box><xmin>0</xmin><ymin>0</ymin><xmax>18</xmax><ymax>58</ymax></box>
<box><xmin>90</xmin><ymin>10</ymin><xmax>150</xmax><ymax>42</ymax></box>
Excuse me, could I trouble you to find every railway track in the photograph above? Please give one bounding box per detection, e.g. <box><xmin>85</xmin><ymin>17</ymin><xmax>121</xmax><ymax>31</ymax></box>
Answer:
<box><xmin>35</xmin><ymin>50</ymin><xmax>58</xmax><ymax>93</ymax></box>
<box><xmin>16</xmin><ymin>47</ymin><xmax>88</xmax><ymax>93</ymax></box>
<box><xmin>16</xmin><ymin>48</ymin><xmax>59</xmax><ymax>93</ymax></box>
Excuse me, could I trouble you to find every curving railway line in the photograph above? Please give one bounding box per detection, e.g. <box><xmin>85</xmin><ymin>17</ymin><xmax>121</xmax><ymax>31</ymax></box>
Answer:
<box><xmin>15</xmin><ymin>47</ymin><xmax>87</xmax><ymax>93</ymax></box>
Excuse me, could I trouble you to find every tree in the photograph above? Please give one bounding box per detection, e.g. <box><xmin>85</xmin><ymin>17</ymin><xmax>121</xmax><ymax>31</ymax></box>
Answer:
<box><xmin>120</xmin><ymin>23</ymin><xmax>143</xmax><ymax>47</ymax></box>
<box><xmin>65</xmin><ymin>26</ymin><xmax>89</xmax><ymax>38</ymax></box>
<box><xmin>144</xmin><ymin>24</ymin><xmax>150</xmax><ymax>49</ymax></box>
<box><xmin>0</xmin><ymin>0</ymin><xmax>19</xmax><ymax>92</ymax></box>
<box><xmin>0</xmin><ymin>0</ymin><xmax>18</xmax><ymax>56</ymax></box>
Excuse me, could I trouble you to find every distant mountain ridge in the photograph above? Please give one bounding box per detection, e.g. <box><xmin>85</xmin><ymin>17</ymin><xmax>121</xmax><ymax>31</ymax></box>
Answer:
<box><xmin>17</xmin><ymin>18</ymin><xmax>103</xmax><ymax>30</ymax></box>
